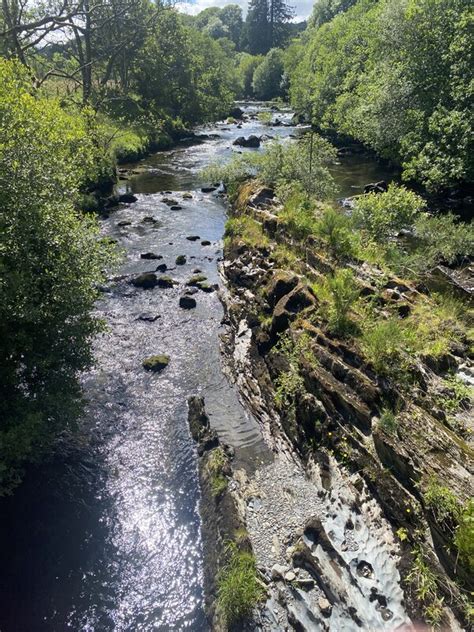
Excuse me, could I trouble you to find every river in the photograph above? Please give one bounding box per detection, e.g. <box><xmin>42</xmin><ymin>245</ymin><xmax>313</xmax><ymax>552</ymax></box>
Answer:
<box><xmin>0</xmin><ymin>104</ymin><xmax>394</xmax><ymax>631</ymax></box>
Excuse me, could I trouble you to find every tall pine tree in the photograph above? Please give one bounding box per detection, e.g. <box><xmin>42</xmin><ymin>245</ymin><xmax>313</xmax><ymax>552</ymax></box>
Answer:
<box><xmin>244</xmin><ymin>0</ymin><xmax>293</xmax><ymax>54</ymax></box>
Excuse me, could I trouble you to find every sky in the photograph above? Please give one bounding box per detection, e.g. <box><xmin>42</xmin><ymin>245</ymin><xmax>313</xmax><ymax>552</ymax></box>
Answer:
<box><xmin>176</xmin><ymin>0</ymin><xmax>314</xmax><ymax>23</ymax></box>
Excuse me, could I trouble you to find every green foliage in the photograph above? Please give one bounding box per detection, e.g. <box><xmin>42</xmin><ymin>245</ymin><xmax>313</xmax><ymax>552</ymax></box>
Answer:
<box><xmin>379</xmin><ymin>409</ymin><xmax>398</xmax><ymax>435</ymax></box>
<box><xmin>224</xmin><ymin>216</ymin><xmax>269</xmax><ymax>248</ymax></box>
<box><xmin>252</xmin><ymin>48</ymin><xmax>285</xmax><ymax>100</ymax></box>
<box><xmin>206</xmin><ymin>135</ymin><xmax>337</xmax><ymax>200</ymax></box>
<box><xmin>407</xmin><ymin>548</ymin><xmax>444</xmax><ymax>627</ymax></box>
<box><xmin>274</xmin><ymin>335</ymin><xmax>307</xmax><ymax>410</ymax></box>
<box><xmin>289</xmin><ymin>0</ymin><xmax>474</xmax><ymax>190</ymax></box>
<box><xmin>0</xmin><ymin>60</ymin><xmax>116</xmax><ymax>493</ymax></box>
<box><xmin>314</xmin><ymin>207</ymin><xmax>354</xmax><ymax>259</ymax></box>
<box><xmin>207</xmin><ymin>448</ymin><xmax>228</xmax><ymax>497</ymax></box>
<box><xmin>217</xmin><ymin>541</ymin><xmax>264</xmax><ymax>625</ymax></box>
<box><xmin>423</xmin><ymin>477</ymin><xmax>461</xmax><ymax>524</ymax></box>
<box><xmin>236</xmin><ymin>53</ymin><xmax>264</xmax><ymax>97</ymax></box>
<box><xmin>455</xmin><ymin>499</ymin><xmax>474</xmax><ymax>572</ymax></box>
<box><xmin>360</xmin><ymin>317</ymin><xmax>409</xmax><ymax>375</ymax></box>
<box><xmin>277</xmin><ymin>186</ymin><xmax>318</xmax><ymax>239</ymax></box>
<box><xmin>437</xmin><ymin>375</ymin><xmax>473</xmax><ymax>414</ymax></box>
<box><xmin>352</xmin><ymin>184</ymin><xmax>426</xmax><ymax>241</ymax></box>
<box><xmin>314</xmin><ymin>268</ymin><xmax>360</xmax><ymax>335</ymax></box>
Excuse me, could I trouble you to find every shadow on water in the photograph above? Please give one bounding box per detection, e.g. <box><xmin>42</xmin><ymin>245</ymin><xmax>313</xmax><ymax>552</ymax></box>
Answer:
<box><xmin>0</xmin><ymin>103</ymin><xmax>397</xmax><ymax>631</ymax></box>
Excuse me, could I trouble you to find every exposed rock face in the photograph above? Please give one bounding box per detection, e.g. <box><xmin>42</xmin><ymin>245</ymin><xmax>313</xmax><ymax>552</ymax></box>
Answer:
<box><xmin>219</xmin><ymin>181</ymin><xmax>472</xmax><ymax>630</ymax></box>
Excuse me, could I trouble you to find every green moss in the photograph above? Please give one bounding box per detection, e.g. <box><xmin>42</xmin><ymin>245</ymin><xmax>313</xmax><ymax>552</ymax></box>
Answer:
<box><xmin>142</xmin><ymin>354</ymin><xmax>170</xmax><ymax>372</ymax></box>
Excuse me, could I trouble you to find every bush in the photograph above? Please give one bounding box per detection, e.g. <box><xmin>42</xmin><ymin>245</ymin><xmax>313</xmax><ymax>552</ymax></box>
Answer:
<box><xmin>360</xmin><ymin>317</ymin><xmax>408</xmax><ymax>374</ymax></box>
<box><xmin>217</xmin><ymin>542</ymin><xmax>264</xmax><ymax>625</ymax></box>
<box><xmin>315</xmin><ymin>268</ymin><xmax>360</xmax><ymax>335</ymax></box>
<box><xmin>252</xmin><ymin>48</ymin><xmax>285</xmax><ymax>100</ymax></box>
<box><xmin>455</xmin><ymin>499</ymin><xmax>474</xmax><ymax>572</ymax></box>
<box><xmin>314</xmin><ymin>207</ymin><xmax>354</xmax><ymax>259</ymax></box>
<box><xmin>0</xmin><ymin>59</ymin><xmax>116</xmax><ymax>493</ymax></box>
<box><xmin>224</xmin><ymin>216</ymin><xmax>269</xmax><ymax>248</ymax></box>
<box><xmin>277</xmin><ymin>186</ymin><xmax>319</xmax><ymax>240</ymax></box>
<box><xmin>379</xmin><ymin>409</ymin><xmax>398</xmax><ymax>435</ymax></box>
<box><xmin>352</xmin><ymin>184</ymin><xmax>427</xmax><ymax>241</ymax></box>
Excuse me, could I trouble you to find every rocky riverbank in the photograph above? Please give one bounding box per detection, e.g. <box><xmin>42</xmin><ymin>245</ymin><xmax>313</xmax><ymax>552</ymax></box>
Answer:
<box><xmin>213</xmin><ymin>182</ymin><xmax>473</xmax><ymax>630</ymax></box>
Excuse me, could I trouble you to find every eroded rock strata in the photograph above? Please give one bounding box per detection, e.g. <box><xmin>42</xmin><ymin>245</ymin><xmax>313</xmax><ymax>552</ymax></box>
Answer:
<box><xmin>213</xmin><ymin>183</ymin><xmax>472</xmax><ymax>630</ymax></box>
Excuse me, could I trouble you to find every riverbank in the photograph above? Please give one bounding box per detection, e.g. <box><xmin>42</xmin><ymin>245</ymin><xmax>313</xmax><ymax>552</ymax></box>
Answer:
<box><xmin>216</xmin><ymin>180</ymin><xmax>473</xmax><ymax>630</ymax></box>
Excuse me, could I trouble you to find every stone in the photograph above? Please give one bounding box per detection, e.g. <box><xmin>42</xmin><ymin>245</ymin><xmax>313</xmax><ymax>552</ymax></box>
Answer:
<box><xmin>179</xmin><ymin>295</ymin><xmax>197</xmax><ymax>309</ymax></box>
<box><xmin>141</xmin><ymin>252</ymin><xmax>162</xmax><ymax>260</ymax></box>
<box><xmin>131</xmin><ymin>272</ymin><xmax>158</xmax><ymax>289</ymax></box>
<box><xmin>284</xmin><ymin>571</ymin><xmax>296</xmax><ymax>582</ymax></box>
<box><xmin>117</xmin><ymin>220</ymin><xmax>132</xmax><ymax>227</ymax></box>
<box><xmin>176</xmin><ymin>255</ymin><xmax>187</xmax><ymax>265</ymax></box>
<box><xmin>142</xmin><ymin>216</ymin><xmax>158</xmax><ymax>224</ymax></box>
<box><xmin>201</xmin><ymin>240</ymin><xmax>211</xmax><ymax>246</ymax></box>
<box><xmin>118</xmin><ymin>193</ymin><xmax>138</xmax><ymax>203</ymax></box>
<box><xmin>155</xmin><ymin>263</ymin><xmax>167</xmax><ymax>273</ymax></box>
<box><xmin>196</xmin><ymin>282</ymin><xmax>215</xmax><ymax>293</ymax></box>
<box><xmin>201</xmin><ymin>187</ymin><xmax>217</xmax><ymax>193</ymax></box>
<box><xmin>271</xmin><ymin>564</ymin><xmax>288</xmax><ymax>580</ymax></box>
<box><xmin>186</xmin><ymin>235</ymin><xmax>201</xmax><ymax>241</ymax></box>
<box><xmin>142</xmin><ymin>354</ymin><xmax>169</xmax><ymax>372</ymax></box>
<box><xmin>266</xmin><ymin>271</ymin><xmax>299</xmax><ymax>307</ymax></box>
<box><xmin>186</xmin><ymin>274</ymin><xmax>207</xmax><ymax>286</ymax></box>
<box><xmin>229</xmin><ymin>106</ymin><xmax>244</xmax><ymax>119</ymax></box>
<box><xmin>170</xmin><ymin>205</ymin><xmax>182</xmax><ymax>211</ymax></box>
<box><xmin>233</xmin><ymin>135</ymin><xmax>261</xmax><ymax>148</ymax></box>
<box><xmin>185</xmin><ymin>287</ymin><xmax>199</xmax><ymax>296</ymax></box>
<box><xmin>318</xmin><ymin>596</ymin><xmax>332</xmax><ymax>617</ymax></box>
<box><xmin>182</xmin><ymin>192</ymin><xmax>193</xmax><ymax>199</ymax></box>
<box><xmin>137</xmin><ymin>312</ymin><xmax>160</xmax><ymax>322</ymax></box>
<box><xmin>156</xmin><ymin>276</ymin><xmax>175</xmax><ymax>288</ymax></box>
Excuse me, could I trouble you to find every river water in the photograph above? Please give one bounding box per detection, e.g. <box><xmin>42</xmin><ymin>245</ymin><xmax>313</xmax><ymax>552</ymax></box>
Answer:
<box><xmin>0</xmin><ymin>104</ymin><xmax>393</xmax><ymax>631</ymax></box>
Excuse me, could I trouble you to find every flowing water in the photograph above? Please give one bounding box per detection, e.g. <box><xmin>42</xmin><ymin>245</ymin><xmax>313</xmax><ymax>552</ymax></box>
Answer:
<box><xmin>0</xmin><ymin>104</ymin><xmax>395</xmax><ymax>631</ymax></box>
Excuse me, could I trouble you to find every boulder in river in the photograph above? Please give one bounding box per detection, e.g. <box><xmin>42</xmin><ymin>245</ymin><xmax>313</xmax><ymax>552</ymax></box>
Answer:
<box><xmin>229</xmin><ymin>106</ymin><xmax>244</xmax><ymax>120</ymax></box>
<box><xmin>142</xmin><ymin>216</ymin><xmax>159</xmax><ymax>224</ymax></box>
<box><xmin>131</xmin><ymin>272</ymin><xmax>158</xmax><ymax>289</ymax></box>
<box><xmin>156</xmin><ymin>275</ymin><xmax>176</xmax><ymax>288</ymax></box>
<box><xmin>141</xmin><ymin>252</ymin><xmax>162</xmax><ymax>260</ymax></box>
<box><xmin>186</xmin><ymin>235</ymin><xmax>201</xmax><ymax>241</ymax></box>
<box><xmin>186</xmin><ymin>274</ymin><xmax>207</xmax><ymax>287</ymax></box>
<box><xmin>201</xmin><ymin>240</ymin><xmax>211</xmax><ymax>246</ymax></box>
<box><xmin>233</xmin><ymin>135</ymin><xmax>261</xmax><ymax>148</ymax></box>
<box><xmin>117</xmin><ymin>220</ymin><xmax>132</xmax><ymax>227</ymax></box>
<box><xmin>176</xmin><ymin>255</ymin><xmax>187</xmax><ymax>265</ymax></box>
<box><xmin>182</xmin><ymin>192</ymin><xmax>193</xmax><ymax>199</ymax></box>
<box><xmin>179</xmin><ymin>295</ymin><xmax>197</xmax><ymax>309</ymax></box>
<box><xmin>201</xmin><ymin>186</ymin><xmax>217</xmax><ymax>193</ymax></box>
<box><xmin>155</xmin><ymin>263</ymin><xmax>168</xmax><ymax>273</ymax></box>
<box><xmin>170</xmin><ymin>205</ymin><xmax>182</xmax><ymax>211</ymax></box>
<box><xmin>119</xmin><ymin>193</ymin><xmax>138</xmax><ymax>204</ymax></box>
<box><xmin>142</xmin><ymin>354</ymin><xmax>169</xmax><ymax>372</ymax></box>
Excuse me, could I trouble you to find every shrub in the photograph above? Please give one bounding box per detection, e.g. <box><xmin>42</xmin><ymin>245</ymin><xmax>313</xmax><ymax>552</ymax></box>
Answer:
<box><xmin>455</xmin><ymin>500</ymin><xmax>474</xmax><ymax>572</ymax></box>
<box><xmin>379</xmin><ymin>409</ymin><xmax>398</xmax><ymax>435</ymax></box>
<box><xmin>314</xmin><ymin>207</ymin><xmax>355</xmax><ymax>259</ymax></box>
<box><xmin>360</xmin><ymin>317</ymin><xmax>408</xmax><ymax>374</ymax></box>
<box><xmin>423</xmin><ymin>477</ymin><xmax>461</xmax><ymax>524</ymax></box>
<box><xmin>0</xmin><ymin>60</ymin><xmax>116</xmax><ymax>493</ymax></box>
<box><xmin>217</xmin><ymin>542</ymin><xmax>264</xmax><ymax>625</ymax></box>
<box><xmin>352</xmin><ymin>183</ymin><xmax>426</xmax><ymax>241</ymax></box>
<box><xmin>278</xmin><ymin>187</ymin><xmax>319</xmax><ymax>240</ymax></box>
<box><xmin>224</xmin><ymin>216</ymin><xmax>269</xmax><ymax>248</ymax></box>
<box><xmin>315</xmin><ymin>268</ymin><xmax>360</xmax><ymax>335</ymax></box>
<box><xmin>407</xmin><ymin>548</ymin><xmax>444</xmax><ymax>627</ymax></box>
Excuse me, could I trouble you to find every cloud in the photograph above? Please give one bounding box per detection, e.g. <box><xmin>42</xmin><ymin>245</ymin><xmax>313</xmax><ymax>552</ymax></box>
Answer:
<box><xmin>176</xmin><ymin>0</ymin><xmax>312</xmax><ymax>20</ymax></box>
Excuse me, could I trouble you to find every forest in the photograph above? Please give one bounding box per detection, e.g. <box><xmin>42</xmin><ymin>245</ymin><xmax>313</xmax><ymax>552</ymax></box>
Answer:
<box><xmin>0</xmin><ymin>0</ymin><xmax>473</xmax><ymax>629</ymax></box>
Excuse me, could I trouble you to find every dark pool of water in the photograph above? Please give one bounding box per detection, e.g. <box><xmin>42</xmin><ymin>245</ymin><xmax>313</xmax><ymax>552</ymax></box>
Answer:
<box><xmin>0</xmin><ymin>103</ymin><xmax>395</xmax><ymax>631</ymax></box>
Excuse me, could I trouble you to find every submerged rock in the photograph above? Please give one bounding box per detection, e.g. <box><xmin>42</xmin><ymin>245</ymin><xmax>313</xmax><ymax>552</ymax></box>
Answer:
<box><xmin>137</xmin><ymin>312</ymin><xmax>161</xmax><ymax>322</ymax></box>
<box><xmin>186</xmin><ymin>274</ymin><xmax>207</xmax><ymax>286</ymax></box>
<box><xmin>186</xmin><ymin>235</ymin><xmax>201</xmax><ymax>241</ymax></box>
<box><xmin>117</xmin><ymin>220</ymin><xmax>132</xmax><ymax>227</ymax></box>
<box><xmin>175</xmin><ymin>255</ymin><xmax>187</xmax><ymax>265</ymax></box>
<box><xmin>142</xmin><ymin>354</ymin><xmax>169</xmax><ymax>372</ymax></box>
<box><xmin>201</xmin><ymin>187</ymin><xmax>217</xmax><ymax>193</ymax></box>
<box><xmin>156</xmin><ymin>275</ymin><xmax>176</xmax><ymax>288</ymax></box>
<box><xmin>201</xmin><ymin>240</ymin><xmax>211</xmax><ymax>246</ymax></box>
<box><xmin>155</xmin><ymin>263</ymin><xmax>167</xmax><ymax>273</ymax></box>
<box><xmin>179</xmin><ymin>295</ymin><xmax>197</xmax><ymax>309</ymax></box>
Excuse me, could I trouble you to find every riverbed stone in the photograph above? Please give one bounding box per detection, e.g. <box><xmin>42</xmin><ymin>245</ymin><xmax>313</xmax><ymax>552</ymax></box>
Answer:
<box><xmin>117</xmin><ymin>220</ymin><xmax>132</xmax><ymax>227</ymax></box>
<box><xmin>156</xmin><ymin>275</ymin><xmax>176</xmax><ymax>288</ymax></box>
<box><xmin>142</xmin><ymin>354</ymin><xmax>169</xmax><ymax>372</ymax></box>
<box><xmin>170</xmin><ymin>205</ymin><xmax>182</xmax><ymax>211</ymax></box>
<box><xmin>201</xmin><ymin>240</ymin><xmax>211</xmax><ymax>246</ymax></box>
<box><xmin>186</xmin><ymin>235</ymin><xmax>201</xmax><ymax>241</ymax></box>
<box><xmin>119</xmin><ymin>193</ymin><xmax>138</xmax><ymax>203</ymax></box>
<box><xmin>141</xmin><ymin>252</ymin><xmax>162</xmax><ymax>259</ymax></box>
<box><xmin>179</xmin><ymin>295</ymin><xmax>197</xmax><ymax>309</ymax></box>
<box><xmin>176</xmin><ymin>255</ymin><xmax>187</xmax><ymax>265</ymax></box>
<box><xmin>131</xmin><ymin>272</ymin><xmax>158</xmax><ymax>289</ymax></box>
<box><xmin>233</xmin><ymin>135</ymin><xmax>261</xmax><ymax>148</ymax></box>
<box><xmin>137</xmin><ymin>312</ymin><xmax>161</xmax><ymax>322</ymax></box>
<box><xmin>186</xmin><ymin>274</ymin><xmax>207</xmax><ymax>286</ymax></box>
<box><xmin>155</xmin><ymin>263</ymin><xmax>167</xmax><ymax>272</ymax></box>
